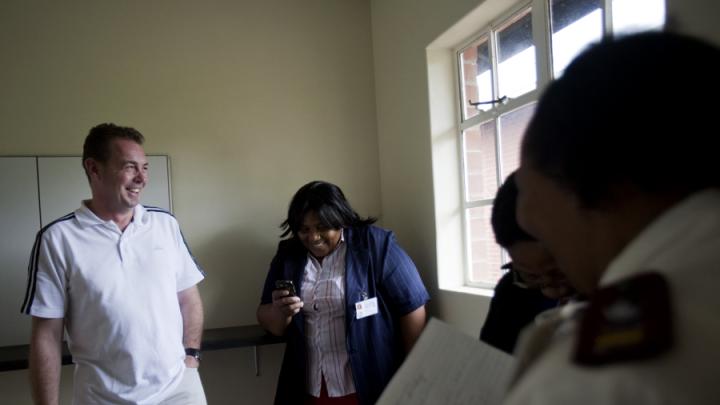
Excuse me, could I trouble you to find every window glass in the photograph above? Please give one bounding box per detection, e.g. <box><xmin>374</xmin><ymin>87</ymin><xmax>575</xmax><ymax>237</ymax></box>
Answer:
<box><xmin>497</xmin><ymin>9</ymin><xmax>536</xmax><ymax>98</ymax></box>
<box><xmin>467</xmin><ymin>206</ymin><xmax>503</xmax><ymax>285</ymax></box>
<box><xmin>463</xmin><ymin>121</ymin><xmax>497</xmax><ymax>202</ymax></box>
<box><xmin>450</xmin><ymin>0</ymin><xmax>665</xmax><ymax>290</ymax></box>
<box><xmin>499</xmin><ymin>103</ymin><xmax>536</xmax><ymax>181</ymax></box>
<box><xmin>612</xmin><ymin>0</ymin><xmax>665</xmax><ymax>35</ymax></box>
<box><xmin>550</xmin><ymin>0</ymin><xmax>603</xmax><ymax>78</ymax></box>
<box><xmin>460</xmin><ymin>36</ymin><xmax>493</xmax><ymax>119</ymax></box>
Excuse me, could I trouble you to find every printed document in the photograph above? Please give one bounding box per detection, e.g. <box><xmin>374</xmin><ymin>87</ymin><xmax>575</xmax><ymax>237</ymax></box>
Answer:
<box><xmin>377</xmin><ymin>318</ymin><xmax>515</xmax><ymax>405</ymax></box>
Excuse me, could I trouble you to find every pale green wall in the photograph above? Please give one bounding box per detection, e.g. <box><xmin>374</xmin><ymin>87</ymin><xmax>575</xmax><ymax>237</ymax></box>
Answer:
<box><xmin>370</xmin><ymin>0</ymin><xmax>496</xmax><ymax>337</ymax></box>
<box><xmin>0</xmin><ymin>0</ymin><xmax>377</xmax><ymax>403</ymax></box>
<box><xmin>667</xmin><ymin>0</ymin><xmax>720</xmax><ymax>46</ymax></box>
<box><xmin>0</xmin><ymin>0</ymin><xmax>380</xmax><ymax>327</ymax></box>
<box><xmin>369</xmin><ymin>0</ymin><xmax>720</xmax><ymax>338</ymax></box>
<box><xmin>2</xmin><ymin>0</ymin><xmax>718</xmax><ymax>403</ymax></box>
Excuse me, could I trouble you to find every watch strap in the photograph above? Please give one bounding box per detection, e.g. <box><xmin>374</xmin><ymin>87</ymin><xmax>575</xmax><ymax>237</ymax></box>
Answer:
<box><xmin>185</xmin><ymin>347</ymin><xmax>202</xmax><ymax>361</ymax></box>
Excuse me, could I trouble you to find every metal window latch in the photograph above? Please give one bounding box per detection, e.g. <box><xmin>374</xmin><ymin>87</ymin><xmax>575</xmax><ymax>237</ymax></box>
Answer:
<box><xmin>468</xmin><ymin>95</ymin><xmax>507</xmax><ymax>108</ymax></box>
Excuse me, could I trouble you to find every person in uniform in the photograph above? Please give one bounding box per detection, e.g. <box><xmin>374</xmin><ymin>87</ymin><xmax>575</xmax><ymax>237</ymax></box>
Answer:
<box><xmin>480</xmin><ymin>172</ymin><xmax>572</xmax><ymax>354</ymax></box>
<box><xmin>505</xmin><ymin>32</ymin><xmax>720</xmax><ymax>404</ymax></box>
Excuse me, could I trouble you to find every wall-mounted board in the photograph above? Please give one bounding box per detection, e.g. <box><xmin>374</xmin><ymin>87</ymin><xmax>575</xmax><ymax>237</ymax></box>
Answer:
<box><xmin>0</xmin><ymin>155</ymin><xmax>171</xmax><ymax>346</ymax></box>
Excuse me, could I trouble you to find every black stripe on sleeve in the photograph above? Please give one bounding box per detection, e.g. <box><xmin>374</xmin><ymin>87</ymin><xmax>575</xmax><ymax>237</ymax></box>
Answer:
<box><xmin>20</xmin><ymin>213</ymin><xmax>75</xmax><ymax>314</ymax></box>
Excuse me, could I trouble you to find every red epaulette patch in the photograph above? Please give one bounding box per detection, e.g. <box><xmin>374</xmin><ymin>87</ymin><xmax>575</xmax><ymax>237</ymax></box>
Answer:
<box><xmin>574</xmin><ymin>272</ymin><xmax>673</xmax><ymax>366</ymax></box>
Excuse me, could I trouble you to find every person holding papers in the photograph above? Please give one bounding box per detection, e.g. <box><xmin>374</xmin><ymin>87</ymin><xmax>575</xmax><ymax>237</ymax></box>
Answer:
<box><xmin>257</xmin><ymin>180</ymin><xmax>429</xmax><ymax>405</ymax></box>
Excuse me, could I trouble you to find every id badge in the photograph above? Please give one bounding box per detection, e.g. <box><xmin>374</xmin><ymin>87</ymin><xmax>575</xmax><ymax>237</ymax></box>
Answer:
<box><xmin>355</xmin><ymin>297</ymin><xmax>378</xmax><ymax>319</ymax></box>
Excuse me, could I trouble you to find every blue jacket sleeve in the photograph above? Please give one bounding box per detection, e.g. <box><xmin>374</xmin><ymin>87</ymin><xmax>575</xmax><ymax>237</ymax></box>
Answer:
<box><xmin>376</xmin><ymin>231</ymin><xmax>430</xmax><ymax>316</ymax></box>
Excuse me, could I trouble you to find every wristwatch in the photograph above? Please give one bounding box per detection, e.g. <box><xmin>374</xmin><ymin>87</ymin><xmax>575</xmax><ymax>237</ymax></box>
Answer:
<box><xmin>185</xmin><ymin>347</ymin><xmax>202</xmax><ymax>362</ymax></box>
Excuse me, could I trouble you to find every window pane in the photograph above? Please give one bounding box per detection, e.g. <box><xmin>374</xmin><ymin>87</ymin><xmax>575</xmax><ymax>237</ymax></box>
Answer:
<box><xmin>499</xmin><ymin>103</ymin><xmax>536</xmax><ymax>181</ymax></box>
<box><xmin>463</xmin><ymin>121</ymin><xmax>497</xmax><ymax>201</ymax></box>
<box><xmin>467</xmin><ymin>206</ymin><xmax>503</xmax><ymax>285</ymax></box>
<box><xmin>550</xmin><ymin>0</ymin><xmax>602</xmax><ymax>78</ymax></box>
<box><xmin>497</xmin><ymin>9</ymin><xmax>536</xmax><ymax>99</ymax></box>
<box><xmin>612</xmin><ymin>0</ymin><xmax>665</xmax><ymax>36</ymax></box>
<box><xmin>459</xmin><ymin>36</ymin><xmax>493</xmax><ymax>119</ymax></box>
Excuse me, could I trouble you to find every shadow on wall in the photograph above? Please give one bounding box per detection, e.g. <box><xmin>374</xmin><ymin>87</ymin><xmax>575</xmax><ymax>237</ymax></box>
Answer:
<box><xmin>202</xmin><ymin>345</ymin><xmax>285</xmax><ymax>405</ymax></box>
<box><xmin>193</xmin><ymin>225</ymin><xmax>281</xmax><ymax>329</ymax></box>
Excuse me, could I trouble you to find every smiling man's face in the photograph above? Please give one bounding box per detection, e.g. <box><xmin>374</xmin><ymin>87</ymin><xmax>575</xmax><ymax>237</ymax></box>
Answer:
<box><xmin>92</xmin><ymin>138</ymin><xmax>148</xmax><ymax>216</ymax></box>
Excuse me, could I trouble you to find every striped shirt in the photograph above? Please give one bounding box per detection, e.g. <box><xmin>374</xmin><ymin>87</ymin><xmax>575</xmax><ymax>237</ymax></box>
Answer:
<box><xmin>301</xmin><ymin>232</ymin><xmax>355</xmax><ymax>398</ymax></box>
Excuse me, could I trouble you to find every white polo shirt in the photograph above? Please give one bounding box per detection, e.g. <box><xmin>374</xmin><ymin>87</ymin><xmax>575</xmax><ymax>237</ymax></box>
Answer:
<box><xmin>22</xmin><ymin>202</ymin><xmax>205</xmax><ymax>404</ymax></box>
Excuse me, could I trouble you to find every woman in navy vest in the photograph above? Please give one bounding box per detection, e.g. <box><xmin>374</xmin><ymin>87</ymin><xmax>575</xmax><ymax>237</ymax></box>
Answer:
<box><xmin>257</xmin><ymin>180</ymin><xmax>430</xmax><ymax>405</ymax></box>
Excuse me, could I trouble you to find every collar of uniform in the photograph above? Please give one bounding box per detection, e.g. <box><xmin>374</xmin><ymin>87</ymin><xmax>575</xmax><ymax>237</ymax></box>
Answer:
<box><xmin>535</xmin><ymin>298</ymin><xmax>587</xmax><ymax>325</ymax></box>
<box><xmin>601</xmin><ymin>188</ymin><xmax>720</xmax><ymax>287</ymax></box>
<box><xmin>75</xmin><ymin>200</ymin><xmax>146</xmax><ymax>229</ymax></box>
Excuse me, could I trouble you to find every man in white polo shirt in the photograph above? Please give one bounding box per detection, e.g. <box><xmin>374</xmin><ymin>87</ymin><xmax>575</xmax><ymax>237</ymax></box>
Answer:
<box><xmin>21</xmin><ymin>123</ymin><xmax>207</xmax><ymax>404</ymax></box>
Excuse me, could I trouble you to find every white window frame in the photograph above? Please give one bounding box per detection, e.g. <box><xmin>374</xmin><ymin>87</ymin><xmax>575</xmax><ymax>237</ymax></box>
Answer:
<box><xmin>427</xmin><ymin>0</ymin><xmax>664</xmax><ymax>295</ymax></box>
<box><xmin>447</xmin><ymin>0</ymin><xmax>664</xmax><ymax>291</ymax></box>
<box><xmin>456</xmin><ymin>0</ymin><xmax>549</xmax><ymax>289</ymax></box>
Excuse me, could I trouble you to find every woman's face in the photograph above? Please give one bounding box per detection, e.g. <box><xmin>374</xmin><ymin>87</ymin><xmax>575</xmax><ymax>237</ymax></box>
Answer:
<box><xmin>297</xmin><ymin>211</ymin><xmax>342</xmax><ymax>259</ymax></box>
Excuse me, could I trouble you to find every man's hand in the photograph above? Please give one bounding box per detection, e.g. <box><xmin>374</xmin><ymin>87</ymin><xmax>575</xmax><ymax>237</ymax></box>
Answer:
<box><xmin>184</xmin><ymin>355</ymin><xmax>200</xmax><ymax>368</ymax></box>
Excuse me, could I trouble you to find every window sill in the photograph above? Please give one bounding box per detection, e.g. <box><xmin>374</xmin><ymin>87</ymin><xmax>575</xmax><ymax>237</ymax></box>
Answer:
<box><xmin>439</xmin><ymin>284</ymin><xmax>495</xmax><ymax>298</ymax></box>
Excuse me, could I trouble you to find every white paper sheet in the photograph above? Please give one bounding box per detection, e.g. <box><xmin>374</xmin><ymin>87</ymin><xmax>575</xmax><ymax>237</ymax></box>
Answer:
<box><xmin>377</xmin><ymin>318</ymin><xmax>515</xmax><ymax>405</ymax></box>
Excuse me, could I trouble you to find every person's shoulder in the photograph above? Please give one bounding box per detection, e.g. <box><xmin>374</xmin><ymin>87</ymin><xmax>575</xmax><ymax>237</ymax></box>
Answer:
<box><xmin>347</xmin><ymin>224</ymin><xmax>394</xmax><ymax>246</ymax></box>
<box><xmin>277</xmin><ymin>237</ymin><xmax>295</xmax><ymax>249</ymax></box>
<box><xmin>275</xmin><ymin>236</ymin><xmax>304</xmax><ymax>256</ymax></box>
<box><xmin>141</xmin><ymin>205</ymin><xmax>180</xmax><ymax>227</ymax></box>
<box><xmin>143</xmin><ymin>205</ymin><xmax>175</xmax><ymax>219</ymax></box>
<box><xmin>354</xmin><ymin>224</ymin><xmax>392</xmax><ymax>238</ymax></box>
<box><xmin>39</xmin><ymin>212</ymin><xmax>78</xmax><ymax>238</ymax></box>
<box><xmin>491</xmin><ymin>271</ymin><xmax>517</xmax><ymax>296</ymax></box>
<box><xmin>574</xmin><ymin>272</ymin><xmax>673</xmax><ymax>366</ymax></box>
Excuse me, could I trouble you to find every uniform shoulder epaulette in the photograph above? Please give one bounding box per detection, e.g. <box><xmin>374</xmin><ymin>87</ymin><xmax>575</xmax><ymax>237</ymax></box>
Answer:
<box><xmin>574</xmin><ymin>272</ymin><xmax>673</xmax><ymax>366</ymax></box>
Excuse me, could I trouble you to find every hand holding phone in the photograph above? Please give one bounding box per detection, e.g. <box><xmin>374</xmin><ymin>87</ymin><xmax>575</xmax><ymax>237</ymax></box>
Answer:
<box><xmin>272</xmin><ymin>280</ymin><xmax>302</xmax><ymax>318</ymax></box>
<box><xmin>275</xmin><ymin>280</ymin><xmax>296</xmax><ymax>297</ymax></box>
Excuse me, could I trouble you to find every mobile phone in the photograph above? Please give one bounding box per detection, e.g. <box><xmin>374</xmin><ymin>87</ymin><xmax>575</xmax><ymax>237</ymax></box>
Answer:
<box><xmin>274</xmin><ymin>280</ymin><xmax>296</xmax><ymax>296</ymax></box>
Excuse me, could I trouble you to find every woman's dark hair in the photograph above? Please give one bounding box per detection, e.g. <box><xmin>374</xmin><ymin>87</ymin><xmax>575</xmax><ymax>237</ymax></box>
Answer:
<box><xmin>280</xmin><ymin>181</ymin><xmax>376</xmax><ymax>238</ymax></box>
<box><xmin>491</xmin><ymin>172</ymin><xmax>535</xmax><ymax>248</ymax></box>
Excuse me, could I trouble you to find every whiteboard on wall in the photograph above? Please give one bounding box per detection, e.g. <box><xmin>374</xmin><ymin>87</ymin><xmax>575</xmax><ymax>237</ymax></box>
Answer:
<box><xmin>0</xmin><ymin>155</ymin><xmax>172</xmax><ymax>346</ymax></box>
<box><xmin>0</xmin><ymin>157</ymin><xmax>41</xmax><ymax>347</ymax></box>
